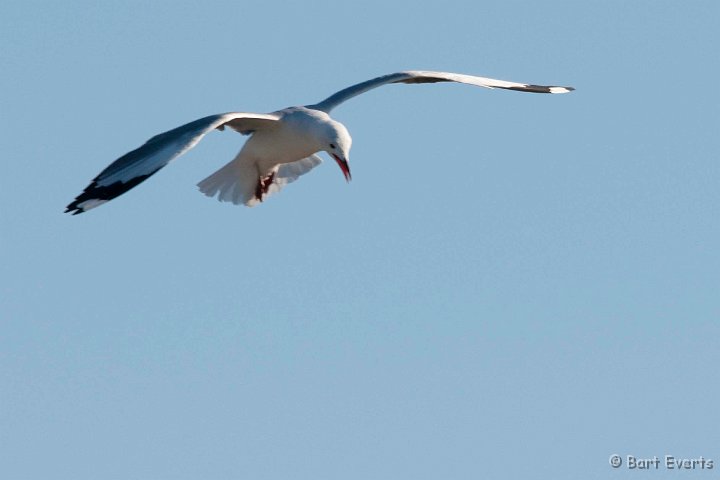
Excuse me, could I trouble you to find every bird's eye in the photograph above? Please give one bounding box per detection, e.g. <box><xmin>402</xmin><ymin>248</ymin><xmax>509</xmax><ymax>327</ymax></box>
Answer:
<box><xmin>329</xmin><ymin>143</ymin><xmax>336</xmax><ymax>149</ymax></box>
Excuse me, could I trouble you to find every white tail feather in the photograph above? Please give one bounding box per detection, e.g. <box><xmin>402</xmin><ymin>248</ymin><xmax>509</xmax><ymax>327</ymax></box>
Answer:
<box><xmin>197</xmin><ymin>156</ymin><xmax>259</xmax><ymax>206</ymax></box>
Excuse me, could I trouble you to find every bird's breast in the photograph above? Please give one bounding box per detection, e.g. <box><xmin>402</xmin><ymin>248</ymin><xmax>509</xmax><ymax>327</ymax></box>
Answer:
<box><xmin>238</xmin><ymin>128</ymin><xmax>319</xmax><ymax>178</ymax></box>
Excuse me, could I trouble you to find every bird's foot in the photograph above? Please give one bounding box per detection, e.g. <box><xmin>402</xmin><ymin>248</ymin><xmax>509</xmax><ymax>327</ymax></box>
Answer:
<box><xmin>254</xmin><ymin>171</ymin><xmax>276</xmax><ymax>202</ymax></box>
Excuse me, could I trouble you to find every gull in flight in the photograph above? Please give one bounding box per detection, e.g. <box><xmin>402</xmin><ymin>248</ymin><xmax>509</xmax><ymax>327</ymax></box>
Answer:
<box><xmin>65</xmin><ymin>71</ymin><xmax>573</xmax><ymax>214</ymax></box>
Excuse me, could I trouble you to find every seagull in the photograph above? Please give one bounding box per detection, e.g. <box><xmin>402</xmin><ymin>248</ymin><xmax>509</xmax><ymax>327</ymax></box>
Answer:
<box><xmin>65</xmin><ymin>70</ymin><xmax>573</xmax><ymax>214</ymax></box>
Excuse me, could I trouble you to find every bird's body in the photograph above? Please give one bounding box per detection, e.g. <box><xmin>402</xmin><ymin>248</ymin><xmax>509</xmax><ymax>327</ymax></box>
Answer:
<box><xmin>66</xmin><ymin>70</ymin><xmax>573</xmax><ymax>214</ymax></box>
<box><xmin>237</xmin><ymin>108</ymin><xmax>339</xmax><ymax>171</ymax></box>
<box><xmin>197</xmin><ymin>107</ymin><xmax>350</xmax><ymax>206</ymax></box>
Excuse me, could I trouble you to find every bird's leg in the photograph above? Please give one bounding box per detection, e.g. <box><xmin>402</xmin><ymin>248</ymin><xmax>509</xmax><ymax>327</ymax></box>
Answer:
<box><xmin>254</xmin><ymin>171</ymin><xmax>276</xmax><ymax>202</ymax></box>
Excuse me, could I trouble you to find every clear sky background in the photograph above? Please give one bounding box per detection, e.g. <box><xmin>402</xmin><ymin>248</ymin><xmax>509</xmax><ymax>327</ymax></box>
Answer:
<box><xmin>1</xmin><ymin>1</ymin><xmax>719</xmax><ymax>479</ymax></box>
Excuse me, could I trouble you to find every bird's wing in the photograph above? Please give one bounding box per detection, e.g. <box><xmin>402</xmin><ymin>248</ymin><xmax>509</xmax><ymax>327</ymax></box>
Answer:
<box><xmin>308</xmin><ymin>70</ymin><xmax>574</xmax><ymax>113</ymax></box>
<box><xmin>274</xmin><ymin>154</ymin><xmax>324</xmax><ymax>186</ymax></box>
<box><xmin>65</xmin><ymin>112</ymin><xmax>280</xmax><ymax>214</ymax></box>
<box><xmin>262</xmin><ymin>154</ymin><xmax>324</xmax><ymax>199</ymax></box>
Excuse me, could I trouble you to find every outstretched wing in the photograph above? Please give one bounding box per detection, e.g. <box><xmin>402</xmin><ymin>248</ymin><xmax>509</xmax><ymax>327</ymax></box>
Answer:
<box><xmin>308</xmin><ymin>70</ymin><xmax>574</xmax><ymax>113</ymax></box>
<box><xmin>65</xmin><ymin>112</ymin><xmax>280</xmax><ymax>214</ymax></box>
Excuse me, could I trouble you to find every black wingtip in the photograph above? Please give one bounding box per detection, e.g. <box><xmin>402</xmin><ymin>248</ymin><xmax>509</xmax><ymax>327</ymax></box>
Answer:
<box><xmin>65</xmin><ymin>193</ymin><xmax>91</xmax><ymax>214</ymax></box>
<box><xmin>64</xmin><ymin>168</ymin><xmax>161</xmax><ymax>216</ymax></box>
<box><xmin>64</xmin><ymin>202</ymin><xmax>81</xmax><ymax>215</ymax></box>
<box><xmin>503</xmin><ymin>84</ymin><xmax>574</xmax><ymax>94</ymax></box>
<box><xmin>64</xmin><ymin>207</ymin><xmax>83</xmax><ymax>215</ymax></box>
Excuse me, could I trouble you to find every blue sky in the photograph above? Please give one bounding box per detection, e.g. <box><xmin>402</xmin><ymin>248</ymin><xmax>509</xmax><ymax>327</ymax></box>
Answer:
<box><xmin>1</xmin><ymin>1</ymin><xmax>719</xmax><ymax>478</ymax></box>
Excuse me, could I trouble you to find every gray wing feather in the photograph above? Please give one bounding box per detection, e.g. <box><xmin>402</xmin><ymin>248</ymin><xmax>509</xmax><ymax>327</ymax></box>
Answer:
<box><xmin>308</xmin><ymin>70</ymin><xmax>574</xmax><ymax>113</ymax></box>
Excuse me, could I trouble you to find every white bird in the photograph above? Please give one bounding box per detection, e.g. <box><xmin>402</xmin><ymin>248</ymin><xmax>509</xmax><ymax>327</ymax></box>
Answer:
<box><xmin>65</xmin><ymin>70</ymin><xmax>573</xmax><ymax>214</ymax></box>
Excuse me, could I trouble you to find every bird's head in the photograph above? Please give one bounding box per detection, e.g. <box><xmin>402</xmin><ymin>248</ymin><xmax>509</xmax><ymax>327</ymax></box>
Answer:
<box><xmin>323</xmin><ymin>121</ymin><xmax>352</xmax><ymax>182</ymax></box>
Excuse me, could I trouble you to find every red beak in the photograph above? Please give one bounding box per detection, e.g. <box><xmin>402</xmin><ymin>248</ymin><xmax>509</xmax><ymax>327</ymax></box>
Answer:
<box><xmin>332</xmin><ymin>153</ymin><xmax>352</xmax><ymax>182</ymax></box>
